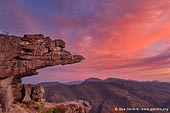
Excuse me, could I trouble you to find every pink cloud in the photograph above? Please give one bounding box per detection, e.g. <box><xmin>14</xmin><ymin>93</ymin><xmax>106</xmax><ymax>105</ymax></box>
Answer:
<box><xmin>2</xmin><ymin>0</ymin><xmax>170</xmax><ymax>82</ymax></box>
<box><xmin>60</xmin><ymin>0</ymin><xmax>170</xmax><ymax>82</ymax></box>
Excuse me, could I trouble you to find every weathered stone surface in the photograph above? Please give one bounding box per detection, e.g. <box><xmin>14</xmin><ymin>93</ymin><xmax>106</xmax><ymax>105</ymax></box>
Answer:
<box><xmin>62</xmin><ymin>100</ymin><xmax>92</xmax><ymax>113</ymax></box>
<box><xmin>54</xmin><ymin>39</ymin><xmax>65</xmax><ymax>48</ymax></box>
<box><xmin>6</xmin><ymin>100</ymin><xmax>91</xmax><ymax>113</ymax></box>
<box><xmin>0</xmin><ymin>77</ymin><xmax>14</xmax><ymax>112</ymax></box>
<box><xmin>0</xmin><ymin>34</ymin><xmax>84</xmax><ymax>111</ymax></box>
<box><xmin>31</xmin><ymin>85</ymin><xmax>45</xmax><ymax>102</ymax></box>
<box><xmin>22</xmin><ymin>85</ymin><xmax>32</xmax><ymax>102</ymax></box>
<box><xmin>0</xmin><ymin>34</ymin><xmax>84</xmax><ymax>79</ymax></box>
<box><xmin>21</xmin><ymin>84</ymin><xmax>45</xmax><ymax>102</ymax></box>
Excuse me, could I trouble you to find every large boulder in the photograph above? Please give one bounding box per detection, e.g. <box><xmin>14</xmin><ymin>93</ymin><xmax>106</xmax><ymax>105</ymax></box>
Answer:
<box><xmin>22</xmin><ymin>84</ymin><xmax>45</xmax><ymax>102</ymax></box>
<box><xmin>31</xmin><ymin>85</ymin><xmax>45</xmax><ymax>102</ymax></box>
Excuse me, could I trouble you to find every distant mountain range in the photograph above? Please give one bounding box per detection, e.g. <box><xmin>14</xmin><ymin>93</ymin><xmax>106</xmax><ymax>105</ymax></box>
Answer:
<box><xmin>38</xmin><ymin>78</ymin><xmax>170</xmax><ymax>113</ymax></box>
<box><xmin>37</xmin><ymin>81</ymin><xmax>61</xmax><ymax>87</ymax></box>
<box><xmin>38</xmin><ymin>80</ymin><xmax>84</xmax><ymax>87</ymax></box>
<box><xmin>37</xmin><ymin>77</ymin><xmax>123</xmax><ymax>86</ymax></box>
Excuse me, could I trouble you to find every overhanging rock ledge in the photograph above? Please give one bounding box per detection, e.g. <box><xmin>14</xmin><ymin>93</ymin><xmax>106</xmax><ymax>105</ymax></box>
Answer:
<box><xmin>0</xmin><ymin>34</ymin><xmax>85</xmax><ymax>112</ymax></box>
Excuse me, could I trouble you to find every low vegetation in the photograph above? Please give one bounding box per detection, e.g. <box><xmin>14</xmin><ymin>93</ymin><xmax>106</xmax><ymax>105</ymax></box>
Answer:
<box><xmin>42</xmin><ymin>105</ymin><xmax>67</xmax><ymax>113</ymax></box>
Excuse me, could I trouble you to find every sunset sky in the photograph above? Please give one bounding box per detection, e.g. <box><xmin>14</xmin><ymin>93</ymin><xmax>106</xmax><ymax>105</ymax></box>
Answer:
<box><xmin>0</xmin><ymin>0</ymin><xmax>170</xmax><ymax>83</ymax></box>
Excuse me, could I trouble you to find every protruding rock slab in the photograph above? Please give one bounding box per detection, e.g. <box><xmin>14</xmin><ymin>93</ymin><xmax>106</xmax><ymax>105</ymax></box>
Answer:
<box><xmin>0</xmin><ymin>34</ymin><xmax>85</xmax><ymax>111</ymax></box>
<box><xmin>0</xmin><ymin>34</ymin><xmax>84</xmax><ymax>79</ymax></box>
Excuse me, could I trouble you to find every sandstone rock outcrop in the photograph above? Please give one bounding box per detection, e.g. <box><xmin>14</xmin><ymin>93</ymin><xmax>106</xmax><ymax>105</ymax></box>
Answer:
<box><xmin>62</xmin><ymin>100</ymin><xmax>92</xmax><ymax>113</ymax></box>
<box><xmin>0</xmin><ymin>34</ymin><xmax>85</xmax><ymax>112</ymax></box>
<box><xmin>22</xmin><ymin>85</ymin><xmax>32</xmax><ymax>102</ymax></box>
<box><xmin>31</xmin><ymin>85</ymin><xmax>45</xmax><ymax>102</ymax></box>
<box><xmin>22</xmin><ymin>85</ymin><xmax>45</xmax><ymax>102</ymax></box>
<box><xmin>6</xmin><ymin>100</ymin><xmax>92</xmax><ymax>113</ymax></box>
<box><xmin>0</xmin><ymin>34</ymin><xmax>84</xmax><ymax>79</ymax></box>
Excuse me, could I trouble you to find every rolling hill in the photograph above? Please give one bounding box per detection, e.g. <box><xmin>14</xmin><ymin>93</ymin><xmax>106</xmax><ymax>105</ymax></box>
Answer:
<box><xmin>41</xmin><ymin>78</ymin><xmax>170</xmax><ymax>113</ymax></box>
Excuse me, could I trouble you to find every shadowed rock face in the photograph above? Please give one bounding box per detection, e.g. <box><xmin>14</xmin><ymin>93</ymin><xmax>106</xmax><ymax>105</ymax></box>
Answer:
<box><xmin>0</xmin><ymin>34</ymin><xmax>84</xmax><ymax>111</ymax></box>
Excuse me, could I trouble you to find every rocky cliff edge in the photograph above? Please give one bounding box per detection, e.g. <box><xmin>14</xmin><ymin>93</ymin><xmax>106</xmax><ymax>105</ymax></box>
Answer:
<box><xmin>0</xmin><ymin>34</ymin><xmax>91</xmax><ymax>113</ymax></box>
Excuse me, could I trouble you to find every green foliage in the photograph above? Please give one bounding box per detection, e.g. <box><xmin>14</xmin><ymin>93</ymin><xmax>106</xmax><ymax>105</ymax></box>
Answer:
<box><xmin>22</xmin><ymin>100</ymin><xmax>42</xmax><ymax>112</ymax></box>
<box><xmin>22</xmin><ymin>100</ymin><xmax>37</xmax><ymax>106</ymax></box>
<box><xmin>22</xmin><ymin>101</ymin><xmax>67</xmax><ymax>113</ymax></box>
<box><xmin>42</xmin><ymin>106</ymin><xmax>67</xmax><ymax>113</ymax></box>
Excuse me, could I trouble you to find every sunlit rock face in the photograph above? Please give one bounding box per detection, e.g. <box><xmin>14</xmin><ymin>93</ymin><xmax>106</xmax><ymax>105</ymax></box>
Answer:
<box><xmin>0</xmin><ymin>34</ymin><xmax>84</xmax><ymax>112</ymax></box>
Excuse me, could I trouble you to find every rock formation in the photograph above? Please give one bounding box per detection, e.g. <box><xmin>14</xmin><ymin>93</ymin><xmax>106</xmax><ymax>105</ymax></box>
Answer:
<box><xmin>7</xmin><ymin>100</ymin><xmax>91</xmax><ymax>113</ymax></box>
<box><xmin>22</xmin><ymin>85</ymin><xmax>45</xmax><ymax>102</ymax></box>
<box><xmin>0</xmin><ymin>34</ymin><xmax>85</xmax><ymax>112</ymax></box>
